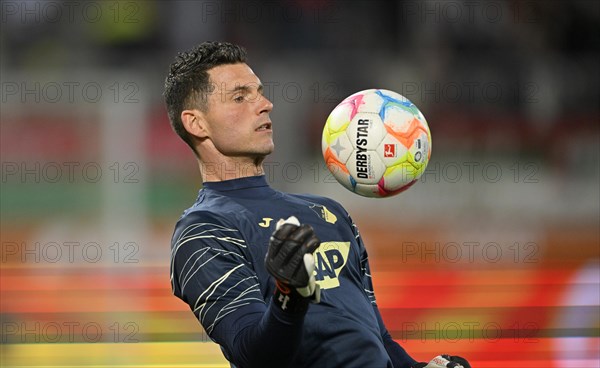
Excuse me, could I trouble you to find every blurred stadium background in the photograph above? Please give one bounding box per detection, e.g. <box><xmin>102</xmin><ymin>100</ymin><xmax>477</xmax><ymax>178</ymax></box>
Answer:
<box><xmin>1</xmin><ymin>0</ymin><xmax>598</xmax><ymax>367</ymax></box>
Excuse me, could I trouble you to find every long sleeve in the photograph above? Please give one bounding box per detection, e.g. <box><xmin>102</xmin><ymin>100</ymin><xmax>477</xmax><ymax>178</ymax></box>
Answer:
<box><xmin>373</xmin><ymin>305</ymin><xmax>417</xmax><ymax>368</ymax></box>
<box><xmin>349</xmin><ymin>213</ymin><xmax>417</xmax><ymax>368</ymax></box>
<box><xmin>170</xmin><ymin>212</ymin><xmax>307</xmax><ymax>367</ymax></box>
<box><xmin>209</xmin><ymin>301</ymin><xmax>306</xmax><ymax>367</ymax></box>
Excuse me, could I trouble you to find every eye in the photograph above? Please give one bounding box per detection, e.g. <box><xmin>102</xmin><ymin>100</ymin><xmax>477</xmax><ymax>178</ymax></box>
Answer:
<box><xmin>233</xmin><ymin>95</ymin><xmax>245</xmax><ymax>103</ymax></box>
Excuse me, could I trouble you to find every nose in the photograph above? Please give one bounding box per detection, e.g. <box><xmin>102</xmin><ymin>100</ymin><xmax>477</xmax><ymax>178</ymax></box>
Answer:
<box><xmin>257</xmin><ymin>93</ymin><xmax>273</xmax><ymax>115</ymax></box>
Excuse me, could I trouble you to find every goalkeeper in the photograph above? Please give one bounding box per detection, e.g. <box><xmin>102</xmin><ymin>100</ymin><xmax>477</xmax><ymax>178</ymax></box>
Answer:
<box><xmin>165</xmin><ymin>41</ymin><xmax>471</xmax><ymax>368</ymax></box>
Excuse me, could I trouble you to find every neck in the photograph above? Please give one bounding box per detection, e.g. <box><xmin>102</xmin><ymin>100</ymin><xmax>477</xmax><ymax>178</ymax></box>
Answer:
<box><xmin>198</xmin><ymin>156</ymin><xmax>265</xmax><ymax>182</ymax></box>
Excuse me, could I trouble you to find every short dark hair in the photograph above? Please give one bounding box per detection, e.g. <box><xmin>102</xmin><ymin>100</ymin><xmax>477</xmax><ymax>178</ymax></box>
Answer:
<box><xmin>164</xmin><ymin>41</ymin><xmax>247</xmax><ymax>155</ymax></box>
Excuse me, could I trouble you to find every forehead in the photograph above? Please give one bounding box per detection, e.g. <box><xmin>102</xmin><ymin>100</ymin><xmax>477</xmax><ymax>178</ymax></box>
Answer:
<box><xmin>208</xmin><ymin>63</ymin><xmax>260</xmax><ymax>90</ymax></box>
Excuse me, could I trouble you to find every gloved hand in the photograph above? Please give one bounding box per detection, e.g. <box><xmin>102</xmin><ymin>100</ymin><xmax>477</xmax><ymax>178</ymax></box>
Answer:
<box><xmin>265</xmin><ymin>216</ymin><xmax>321</xmax><ymax>313</ymax></box>
<box><xmin>413</xmin><ymin>355</ymin><xmax>471</xmax><ymax>368</ymax></box>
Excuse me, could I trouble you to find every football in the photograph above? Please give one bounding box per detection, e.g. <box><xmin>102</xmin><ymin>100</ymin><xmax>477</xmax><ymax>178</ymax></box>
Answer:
<box><xmin>322</xmin><ymin>89</ymin><xmax>432</xmax><ymax>198</ymax></box>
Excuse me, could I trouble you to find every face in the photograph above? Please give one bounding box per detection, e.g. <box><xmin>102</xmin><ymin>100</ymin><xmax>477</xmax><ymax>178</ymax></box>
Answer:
<box><xmin>201</xmin><ymin>63</ymin><xmax>274</xmax><ymax>160</ymax></box>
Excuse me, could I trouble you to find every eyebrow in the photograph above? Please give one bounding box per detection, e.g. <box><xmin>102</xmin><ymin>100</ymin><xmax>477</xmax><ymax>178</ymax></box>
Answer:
<box><xmin>228</xmin><ymin>83</ymin><xmax>264</xmax><ymax>95</ymax></box>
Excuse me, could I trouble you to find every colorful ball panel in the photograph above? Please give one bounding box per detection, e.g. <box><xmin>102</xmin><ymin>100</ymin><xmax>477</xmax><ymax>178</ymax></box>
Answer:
<box><xmin>322</xmin><ymin>88</ymin><xmax>431</xmax><ymax>198</ymax></box>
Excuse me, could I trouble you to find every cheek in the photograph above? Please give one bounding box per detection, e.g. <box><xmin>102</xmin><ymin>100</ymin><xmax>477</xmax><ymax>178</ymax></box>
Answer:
<box><xmin>223</xmin><ymin>110</ymin><xmax>250</xmax><ymax>134</ymax></box>
<box><xmin>211</xmin><ymin>110</ymin><xmax>235</xmax><ymax>132</ymax></box>
<box><xmin>207</xmin><ymin>104</ymin><xmax>253</xmax><ymax>141</ymax></box>
<box><xmin>211</xmin><ymin>111</ymin><xmax>246</xmax><ymax>145</ymax></box>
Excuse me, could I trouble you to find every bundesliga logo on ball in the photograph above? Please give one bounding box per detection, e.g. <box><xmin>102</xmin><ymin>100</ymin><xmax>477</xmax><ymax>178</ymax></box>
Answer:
<box><xmin>322</xmin><ymin>89</ymin><xmax>432</xmax><ymax>198</ymax></box>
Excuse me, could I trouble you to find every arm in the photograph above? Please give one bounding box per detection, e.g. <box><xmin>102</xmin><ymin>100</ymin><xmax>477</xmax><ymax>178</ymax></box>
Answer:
<box><xmin>171</xmin><ymin>214</ymin><xmax>317</xmax><ymax>368</ymax></box>
<box><xmin>349</xmin><ymin>213</ymin><xmax>417</xmax><ymax>368</ymax></box>
<box><xmin>210</xmin><ymin>301</ymin><xmax>306</xmax><ymax>366</ymax></box>
<box><xmin>373</xmin><ymin>305</ymin><xmax>417</xmax><ymax>368</ymax></box>
<box><xmin>346</xmin><ymin>213</ymin><xmax>471</xmax><ymax>368</ymax></box>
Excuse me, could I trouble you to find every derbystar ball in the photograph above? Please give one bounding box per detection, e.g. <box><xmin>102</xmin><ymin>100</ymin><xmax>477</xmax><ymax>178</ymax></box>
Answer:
<box><xmin>322</xmin><ymin>89</ymin><xmax>431</xmax><ymax>198</ymax></box>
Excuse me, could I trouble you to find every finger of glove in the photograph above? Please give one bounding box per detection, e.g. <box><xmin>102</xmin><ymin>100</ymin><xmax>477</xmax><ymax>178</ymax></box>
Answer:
<box><xmin>303</xmin><ymin>235</ymin><xmax>320</xmax><ymax>254</ymax></box>
<box><xmin>268</xmin><ymin>223</ymin><xmax>300</xmax><ymax>260</ymax></box>
<box><xmin>449</xmin><ymin>356</ymin><xmax>470</xmax><ymax>368</ymax></box>
<box><xmin>303</xmin><ymin>253</ymin><xmax>316</xmax><ymax>276</ymax></box>
<box><xmin>287</xmin><ymin>224</ymin><xmax>315</xmax><ymax>243</ymax></box>
<box><xmin>286</xmin><ymin>227</ymin><xmax>318</xmax><ymax>271</ymax></box>
<box><xmin>272</xmin><ymin>223</ymin><xmax>299</xmax><ymax>241</ymax></box>
<box><xmin>270</xmin><ymin>225</ymin><xmax>312</xmax><ymax>261</ymax></box>
<box><xmin>439</xmin><ymin>355</ymin><xmax>465</xmax><ymax>368</ymax></box>
<box><xmin>272</xmin><ymin>247</ymin><xmax>308</xmax><ymax>287</ymax></box>
<box><xmin>428</xmin><ymin>356</ymin><xmax>456</xmax><ymax>368</ymax></box>
<box><xmin>296</xmin><ymin>254</ymin><xmax>316</xmax><ymax>298</ymax></box>
<box><xmin>271</xmin><ymin>238</ymin><xmax>302</xmax><ymax>267</ymax></box>
<box><xmin>420</xmin><ymin>362</ymin><xmax>445</xmax><ymax>368</ymax></box>
<box><xmin>288</xmin><ymin>230</ymin><xmax>319</xmax><ymax>285</ymax></box>
<box><xmin>267</xmin><ymin>224</ymin><xmax>318</xmax><ymax>287</ymax></box>
<box><xmin>267</xmin><ymin>236</ymin><xmax>284</xmax><ymax>259</ymax></box>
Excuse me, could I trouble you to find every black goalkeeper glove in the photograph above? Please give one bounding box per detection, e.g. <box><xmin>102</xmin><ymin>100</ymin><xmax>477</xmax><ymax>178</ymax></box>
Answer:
<box><xmin>265</xmin><ymin>216</ymin><xmax>321</xmax><ymax>313</ymax></box>
<box><xmin>413</xmin><ymin>355</ymin><xmax>471</xmax><ymax>368</ymax></box>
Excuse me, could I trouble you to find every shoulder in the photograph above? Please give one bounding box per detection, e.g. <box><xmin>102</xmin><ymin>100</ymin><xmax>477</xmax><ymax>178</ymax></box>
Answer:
<box><xmin>173</xmin><ymin>208</ymin><xmax>243</xmax><ymax>239</ymax></box>
<box><xmin>172</xmin><ymin>203</ymin><xmax>248</xmax><ymax>248</ymax></box>
<box><xmin>170</xmin><ymin>208</ymin><xmax>251</xmax><ymax>273</ymax></box>
<box><xmin>177</xmin><ymin>207</ymin><xmax>231</xmax><ymax>227</ymax></box>
<box><xmin>290</xmin><ymin>193</ymin><xmax>349</xmax><ymax>216</ymax></box>
<box><xmin>174</xmin><ymin>189</ymin><xmax>248</xmax><ymax>233</ymax></box>
<box><xmin>284</xmin><ymin>192</ymin><xmax>354</xmax><ymax>230</ymax></box>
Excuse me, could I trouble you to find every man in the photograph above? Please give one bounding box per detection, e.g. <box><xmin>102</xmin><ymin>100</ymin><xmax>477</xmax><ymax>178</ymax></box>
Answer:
<box><xmin>165</xmin><ymin>41</ymin><xmax>470</xmax><ymax>368</ymax></box>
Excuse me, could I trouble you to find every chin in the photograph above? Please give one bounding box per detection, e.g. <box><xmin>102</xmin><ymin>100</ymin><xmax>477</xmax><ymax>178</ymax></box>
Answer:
<box><xmin>261</xmin><ymin>142</ymin><xmax>275</xmax><ymax>155</ymax></box>
<box><xmin>248</xmin><ymin>145</ymin><xmax>273</xmax><ymax>159</ymax></box>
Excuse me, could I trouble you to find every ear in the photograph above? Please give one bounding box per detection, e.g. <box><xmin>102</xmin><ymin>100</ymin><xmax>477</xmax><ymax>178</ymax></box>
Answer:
<box><xmin>181</xmin><ymin>109</ymin><xmax>209</xmax><ymax>139</ymax></box>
